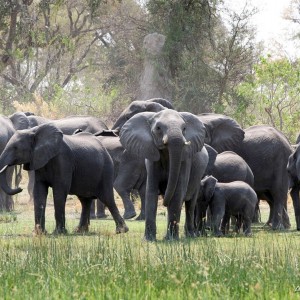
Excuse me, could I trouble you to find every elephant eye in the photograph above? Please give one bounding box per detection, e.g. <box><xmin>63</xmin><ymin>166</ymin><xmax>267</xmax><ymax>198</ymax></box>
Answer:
<box><xmin>156</xmin><ymin>126</ymin><xmax>161</xmax><ymax>131</ymax></box>
<box><xmin>182</xmin><ymin>127</ymin><xmax>186</xmax><ymax>134</ymax></box>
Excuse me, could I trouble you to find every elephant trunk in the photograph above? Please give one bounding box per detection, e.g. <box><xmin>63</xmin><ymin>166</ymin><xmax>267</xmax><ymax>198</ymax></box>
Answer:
<box><xmin>0</xmin><ymin>166</ymin><xmax>23</xmax><ymax>195</ymax></box>
<box><xmin>163</xmin><ymin>136</ymin><xmax>184</xmax><ymax>207</ymax></box>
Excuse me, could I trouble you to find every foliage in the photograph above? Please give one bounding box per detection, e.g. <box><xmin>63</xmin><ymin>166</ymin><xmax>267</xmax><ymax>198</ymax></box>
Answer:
<box><xmin>236</xmin><ymin>55</ymin><xmax>300</xmax><ymax>140</ymax></box>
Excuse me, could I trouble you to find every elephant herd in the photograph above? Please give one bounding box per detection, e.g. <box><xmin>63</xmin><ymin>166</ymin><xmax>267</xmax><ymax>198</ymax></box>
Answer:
<box><xmin>0</xmin><ymin>98</ymin><xmax>299</xmax><ymax>241</ymax></box>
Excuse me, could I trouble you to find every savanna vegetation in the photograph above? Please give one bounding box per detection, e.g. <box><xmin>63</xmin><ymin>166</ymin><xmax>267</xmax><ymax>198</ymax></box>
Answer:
<box><xmin>1</xmin><ymin>1</ymin><xmax>300</xmax><ymax>299</ymax></box>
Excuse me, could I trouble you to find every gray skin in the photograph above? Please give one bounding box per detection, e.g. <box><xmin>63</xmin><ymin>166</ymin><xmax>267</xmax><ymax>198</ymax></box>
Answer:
<box><xmin>19</xmin><ymin>113</ymin><xmax>108</xmax><ymax>203</ymax></box>
<box><xmin>199</xmin><ymin>114</ymin><xmax>292</xmax><ymax>230</ymax></box>
<box><xmin>200</xmin><ymin>176</ymin><xmax>258</xmax><ymax>236</ymax></box>
<box><xmin>92</xmin><ymin>131</ymin><xmax>147</xmax><ymax>220</ymax></box>
<box><xmin>111</xmin><ymin>98</ymin><xmax>174</xmax><ymax>132</ymax></box>
<box><xmin>0</xmin><ymin>112</ymin><xmax>30</xmax><ymax>210</ymax></box>
<box><xmin>287</xmin><ymin>144</ymin><xmax>300</xmax><ymax>230</ymax></box>
<box><xmin>196</xmin><ymin>144</ymin><xmax>255</xmax><ymax>234</ymax></box>
<box><xmin>0</xmin><ymin>123</ymin><xmax>128</xmax><ymax>235</ymax></box>
<box><xmin>120</xmin><ymin>109</ymin><xmax>208</xmax><ymax>241</ymax></box>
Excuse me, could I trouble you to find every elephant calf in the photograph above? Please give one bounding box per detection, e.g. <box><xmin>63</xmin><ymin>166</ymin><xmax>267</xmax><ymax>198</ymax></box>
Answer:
<box><xmin>200</xmin><ymin>176</ymin><xmax>258</xmax><ymax>236</ymax></box>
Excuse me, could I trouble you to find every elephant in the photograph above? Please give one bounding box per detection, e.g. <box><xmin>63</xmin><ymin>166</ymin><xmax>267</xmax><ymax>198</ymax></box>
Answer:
<box><xmin>14</xmin><ymin>113</ymin><xmax>109</xmax><ymax>203</ymax></box>
<box><xmin>120</xmin><ymin>109</ymin><xmax>209</xmax><ymax>241</ymax></box>
<box><xmin>90</xmin><ymin>130</ymin><xmax>147</xmax><ymax>220</ymax></box>
<box><xmin>200</xmin><ymin>176</ymin><xmax>258</xmax><ymax>236</ymax></box>
<box><xmin>196</xmin><ymin>144</ymin><xmax>256</xmax><ymax>234</ymax></box>
<box><xmin>0</xmin><ymin>123</ymin><xmax>128</xmax><ymax>235</ymax></box>
<box><xmin>287</xmin><ymin>144</ymin><xmax>300</xmax><ymax>230</ymax></box>
<box><xmin>111</xmin><ymin>98</ymin><xmax>174</xmax><ymax>132</ymax></box>
<box><xmin>199</xmin><ymin>114</ymin><xmax>292</xmax><ymax>230</ymax></box>
<box><xmin>0</xmin><ymin>112</ymin><xmax>31</xmax><ymax>210</ymax></box>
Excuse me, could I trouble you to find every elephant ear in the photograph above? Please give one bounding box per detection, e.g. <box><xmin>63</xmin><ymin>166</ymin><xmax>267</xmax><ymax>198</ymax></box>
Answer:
<box><xmin>30</xmin><ymin>123</ymin><xmax>63</xmax><ymax>170</ymax></box>
<box><xmin>146</xmin><ymin>98</ymin><xmax>174</xmax><ymax>109</ymax></box>
<box><xmin>119</xmin><ymin>112</ymin><xmax>160</xmax><ymax>161</ymax></box>
<box><xmin>9</xmin><ymin>112</ymin><xmax>29</xmax><ymax>130</ymax></box>
<box><xmin>202</xmin><ymin>176</ymin><xmax>218</xmax><ymax>201</ymax></box>
<box><xmin>198</xmin><ymin>113</ymin><xmax>244</xmax><ymax>152</ymax></box>
<box><xmin>180</xmin><ymin>112</ymin><xmax>206</xmax><ymax>154</ymax></box>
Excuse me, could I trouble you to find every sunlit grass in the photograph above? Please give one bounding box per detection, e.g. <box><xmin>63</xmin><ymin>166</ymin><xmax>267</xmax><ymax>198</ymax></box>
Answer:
<box><xmin>0</xmin><ymin>196</ymin><xmax>300</xmax><ymax>299</ymax></box>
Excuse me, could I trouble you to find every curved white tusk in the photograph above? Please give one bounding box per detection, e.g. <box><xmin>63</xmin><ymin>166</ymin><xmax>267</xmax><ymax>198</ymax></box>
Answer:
<box><xmin>0</xmin><ymin>165</ymin><xmax>8</xmax><ymax>173</ymax></box>
<box><xmin>185</xmin><ymin>141</ymin><xmax>191</xmax><ymax>145</ymax></box>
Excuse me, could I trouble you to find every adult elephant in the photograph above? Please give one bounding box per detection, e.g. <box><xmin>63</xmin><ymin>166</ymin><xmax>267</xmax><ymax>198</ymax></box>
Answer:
<box><xmin>111</xmin><ymin>98</ymin><xmax>174</xmax><ymax>132</ymax></box>
<box><xmin>201</xmin><ymin>114</ymin><xmax>292</xmax><ymax>230</ymax></box>
<box><xmin>0</xmin><ymin>112</ymin><xmax>30</xmax><ymax>211</ymax></box>
<box><xmin>91</xmin><ymin>131</ymin><xmax>147</xmax><ymax>220</ymax></box>
<box><xmin>287</xmin><ymin>144</ymin><xmax>300</xmax><ymax>230</ymax></box>
<box><xmin>18</xmin><ymin>113</ymin><xmax>109</xmax><ymax>202</ymax></box>
<box><xmin>120</xmin><ymin>109</ymin><xmax>208</xmax><ymax>241</ymax></box>
<box><xmin>0</xmin><ymin>124</ymin><xmax>128</xmax><ymax>234</ymax></box>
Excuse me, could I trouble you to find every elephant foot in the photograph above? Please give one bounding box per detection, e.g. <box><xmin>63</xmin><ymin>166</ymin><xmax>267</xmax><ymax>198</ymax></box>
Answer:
<box><xmin>143</xmin><ymin>235</ymin><xmax>156</xmax><ymax>242</ymax></box>
<box><xmin>90</xmin><ymin>214</ymin><xmax>97</xmax><ymax>220</ymax></box>
<box><xmin>97</xmin><ymin>213</ymin><xmax>108</xmax><ymax>219</ymax></box>
<box><xmin>53</xmin><ymin>227</ymin><xmax>68</xmax><ymax>235</ymax></box>
<box><xmin>245</xmin><ymin>232</ymin><xmax>253</xmax><ymax>237</ymax></box>
<box><xmin>123</xmin><ymin>210</ymin><xmax>136</xmax><ymax>220</ymax></box>
<box><xmin>74</xmin><ymin>225</ymin><xmax>89</xmax><ymax>233</ymax></box>
<box><xmin>135</xmin><ymin>214</ymin><xmax>145</xmax><ymax>221</ymax></box>
<box><xmin>32</xmin><ymin>224</ymin><xmax>47</xmax><ymax>236</ymax></box>
<box><xmin>116</xmin><ymin>224</ymin><xmax>129</xmax><ymax>234</ymax></box>
<box><xmin>164</xmin><ymin>233</ymin><xmax>179</xmax><ymax>241</ymax></box>
<box><xmin>213</xmin><ymin>232</ymin><xmax>224</xmax><ymax>237</ymax></box>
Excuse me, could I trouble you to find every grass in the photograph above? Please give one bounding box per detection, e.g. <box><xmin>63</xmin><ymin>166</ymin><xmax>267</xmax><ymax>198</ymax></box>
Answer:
<box><xmin>0</xmin><ymin>193</ymin><xmax>300</xmax><ymax>299</ymax></box>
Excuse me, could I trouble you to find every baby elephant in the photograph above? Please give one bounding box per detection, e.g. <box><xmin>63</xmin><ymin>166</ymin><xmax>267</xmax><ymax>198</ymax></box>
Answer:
<box><xmin>200</xmin><ymin>176</ymin><xmax>258</xmax><ymax>236</ymax></box>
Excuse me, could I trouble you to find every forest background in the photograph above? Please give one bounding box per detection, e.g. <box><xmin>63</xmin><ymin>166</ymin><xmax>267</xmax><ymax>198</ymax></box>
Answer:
<box><xmin>1</xmin><ymin>0</ymin><xmax>300</xmax><ymax>141</ymax></box>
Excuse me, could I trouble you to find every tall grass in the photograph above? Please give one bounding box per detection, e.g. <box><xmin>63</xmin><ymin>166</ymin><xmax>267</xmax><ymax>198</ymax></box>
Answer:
<box><xmin>0</xmin><ymin>202</ymin><xmax>300</xmax><ymax>299</ymax></box>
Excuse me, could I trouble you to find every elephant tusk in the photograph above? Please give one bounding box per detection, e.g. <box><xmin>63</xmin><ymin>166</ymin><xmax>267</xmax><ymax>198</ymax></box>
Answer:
<box><xmin>163</xmin><ymin>135</ymin><xmax>168</xmax><ymax>145</ymax></box>
<box><xmin>185</xmin><ymin>141</ymin><xmax>191</xmax><ymax>145</ymax></box>
<box><xmin>0</xmin><ymin>165</ymin><xmax>8</xmax><ymax>173</ymax></box>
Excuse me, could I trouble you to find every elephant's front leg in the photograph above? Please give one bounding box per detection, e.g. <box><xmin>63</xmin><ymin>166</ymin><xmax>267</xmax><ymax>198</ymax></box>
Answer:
<box><xmin>184</xmin><ymin>197</ymin><xmax>197</xmax><ymax>238</ymax></box>
<box><xmin>144</xmin><ymin>161</ymin><xmax>160</xmax><ymax>241</ymax></box>
<box><xmin>33</xmin><ymin>181</ymin><xmax>48</xmax><ymax>234</ymax></box>
<box><xmin>210</xmin><ymin>204</ymin><xmax>224</xmax><ymax>237</ymax></box>
<box><xmin>52</xmin><ymin>187</ymin><xmax>68</xmax><ymax>234</ymax></box>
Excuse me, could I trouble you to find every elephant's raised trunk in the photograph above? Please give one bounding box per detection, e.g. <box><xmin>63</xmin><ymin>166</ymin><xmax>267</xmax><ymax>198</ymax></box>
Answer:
<box><xmin>0</xmin><ymin>165</ymin><xmax>23</xmax><ymax>195</ymax></box>
<box><xmin>163</xmin><ymin>136</ymin><xmax>185</xmax><ymax>207</ymax></box>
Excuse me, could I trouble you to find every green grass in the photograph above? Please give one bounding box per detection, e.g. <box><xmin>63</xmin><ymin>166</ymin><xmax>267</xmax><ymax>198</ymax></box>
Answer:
<box><xmin>0</xmin><ymin>198</ymin><xmax>300</xmax><ymax>299</ymax></box>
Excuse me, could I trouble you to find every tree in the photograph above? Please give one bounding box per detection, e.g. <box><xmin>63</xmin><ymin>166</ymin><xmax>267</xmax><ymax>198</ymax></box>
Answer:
<box><xmin>237</xmin><ymin>56</ymin><xmax>300</xmax><ymax>140</ymax></box>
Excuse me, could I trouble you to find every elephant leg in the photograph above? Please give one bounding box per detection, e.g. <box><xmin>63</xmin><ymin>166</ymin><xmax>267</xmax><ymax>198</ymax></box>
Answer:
<box><xmin>114</xmin><ymin>176</ymin><xmax>136</xmax><ymax>220</ymax></box>
<box><xmin>136</xmin><ymin>182</ymin><xmax>146</xmax><ymax>221</ymax></box>
<box><xmin>27</xmin><ymin>171</ymin><xmax>35</xmax><ymax>203</ymax></box>
<box><xmin>270</xmin><ymin>189</ymin><xmax>289</xmax><ymax>230</ymax></box>
<box><xmin>52</xmin><ymin>188</ymin><xmax>68</xmax><ymax>234</ymax></box>
<box><xmin>243</xmin><ymin>216</ymin><xmax>252</xmax><ymax>236</ymax></box>
<box><xmin>210</xmin><ymin>205</ymin><xmax>224</xmax><ymax>237</ymax></box>
<box><xmin>290</xmin><ymin>186</ymin><xmax>300</xmax><ymax>230</ymax></box>
<box><xmin>96</xmin><ymin>199</ymin><xmax>107</xmax><ymax>219</ymax></box>
<box><xmin>252</xmin><ymin>200</ymin><xmax>261</xmax><ymax>223</ymax></box>
<box><xmin>184</xmin><ymin>198</ymin><xmax>197</xmax><ymax>238</ymax></box>
<box><xmin>75</xmin><ymin>197</ymin><xmax>93</xmax><ymax>233</ymax></box>
<box><xmin>3</xmin><ymin>166</ymin><xmax>14</xmax><ymax>211</ymax></box>
<box><xmin>90</xmin><ymin>199</ymin><xmax>96</xmax><ymax>219</ymax></box>
<box><xmin>220</xmin><ymin>213</ymin><xmax>230</xmax><ymax>235</ymax></box>
<box><xmin>33</xmin><ymin>182</ymin><xmax>48</xmax><ymax>234</ymax></box>
<box><xmin>98</xmin><ymin>184</ymin><xmax>128</xmax><ymax>234</ymax></box>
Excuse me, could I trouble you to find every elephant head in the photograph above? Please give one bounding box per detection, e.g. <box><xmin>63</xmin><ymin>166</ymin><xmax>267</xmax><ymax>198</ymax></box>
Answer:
<box><xmin>287</xmin><ymin>146</ymin><xmax>300</xmax><ymax>188</ymax></box>
<box><xmin>111</xmin><ymin>98</ymin><xmax>173</xmax><ymax>132</ymax></box>
<box><xmin>0</xmin><ymin>123</ymin><xmax>63</xmax><ymax>195</ymax></box>
<box><xmin>120</xmin><ymin>109</ymin><xmax>206</xmax><ymax>206</ymax></box>
<box><xmin>198</xmin><ymin>113</ymin><xmax>245</xmax><ymax>153</ymax></box>
<box><xmin>201</xmin><ymin>175</ymin><xmax>218</xmax><ymax>203</ymax></box>
<box><xmin>9</xmin><ymin>112</ymin><xmax>30</xmax><ymax>130</ymax></box>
